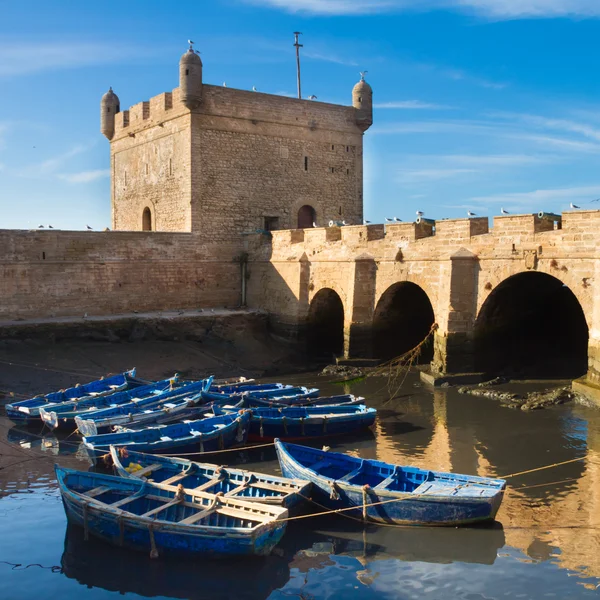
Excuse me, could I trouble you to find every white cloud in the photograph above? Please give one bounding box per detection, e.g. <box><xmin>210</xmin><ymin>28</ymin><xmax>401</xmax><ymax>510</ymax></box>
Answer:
<box><xmin>57</xmin><ymin>169</ymin><xmax>110</xmax><ymax>184</ymax></box>
<box><xmin>303</xmin><ymin>51</ymin><xmax>359</xmax><ymax>66</ymax></box>
<box><xmin>0</xmin><ymin>41</ymin><xmax>154</xmax><ymax>77</ymax></box>
<box><xmin>397</xmin><ymin>167</ymin><xmax>478</xmax><ymax>182</ymax></box>
<box><xmin>469</xmin><ymin>184</ymin><xmax>600</xmax><ymax>207</ymax></box>
<box><xmin>13</xmin><ymin>144</ymin><xmax>93</xmax><ymax>180</ymax></box>
<box><xmin>245</xmin><ymin>0</ymin><xmax>600</xmax><ymax>18</ymax></box>
<box><xmin>372</xmin><ymin>118</ymin><xmax>600</xmax><ymax>153</ymax></box>
<box><xmin>374</xmin><ymin>100</ymin><xmax>453</xmax><ymax>110</ymax></box>
<box><xmin>439</xmin><ymin>153</ymin><xmax>549</xmax><ymax>166</ymax></box>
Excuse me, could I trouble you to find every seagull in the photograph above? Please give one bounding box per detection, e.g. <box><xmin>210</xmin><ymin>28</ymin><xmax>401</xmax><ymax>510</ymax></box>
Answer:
<box><xmin>363</xmin><ymin>220</ymin><xmax>371</xmax><ymax>224</ymax></box>
<box><xmin>86</xmin><ymin>225</ymin><xmax>93</xmax><ymax>230</ymax></box>
<box><xmin>570</xmin><ymin>202</ymin><xmax>580</xmax><ymax>209</ymax></box>
<box><xmin>416</xmin><ymin>210</ymin><xmax>424</xmax><ymax>217</ymax></box>
<box><xmin>393</xmin><ymin>217</ymin><xmax>402</xmax><ymax>222</ymax></box>
<box><xmin>341</xmin><ymin>220</ymin><xmax>346</xmax><ymax>226</ymax></box>
<box><xmin>467</xmin><ymin>210</ymin><xmax>477</xmax><ymax>217</ymax></box>
<box><xmin>223</xmin><ymin>82</ymin><xmax>227</xmax><ymax>87</ymax></box>
<box><xmin>252</xmin><ymin>86</ymin><xmax>258</xmax><ymax>92</ymax></box>
<box><xmin>38</xmin><ymin>225</ymin><xmax>44</xmax><ymax>228</ymax></box>
<box><xmin>188</xmin><ymin>39</ymin><xmax>194</xmax><ymax>46</ymax></box>
<box><xmin>308</xmin><ymin>95</ymin><xmax>318</xmax><ymax>100</ymax></box>
<box><xmin>385</xmin><ymin>217</ymin><xmax>394</xmax><ymax>222</ymax></box>
<box><xmin>500</xmin><ymin>207</ymin><xmax>510</xmax><ymax>215</ymax></box>
<box><xmin>312</xmin><ymin>221</ymin><xmax>317</xmax><ymax>228</ymax></box>
<box><xmin>48</xmin><ymin>225</ymin><xmax>54</xmax><ymax>228</ymax></box>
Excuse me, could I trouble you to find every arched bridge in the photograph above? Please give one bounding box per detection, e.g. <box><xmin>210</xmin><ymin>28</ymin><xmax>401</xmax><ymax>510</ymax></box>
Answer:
<box><xmin>247</xmin><ymin>211</ymin><xmax>599</xmax><ymax>394</ymax></box>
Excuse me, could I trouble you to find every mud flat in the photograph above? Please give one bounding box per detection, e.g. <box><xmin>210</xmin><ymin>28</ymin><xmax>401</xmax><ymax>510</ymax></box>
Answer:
<box><xmin>0</xmin><ymin>309</ymin><xmax>303</xmax><ymax>401</ymax></box>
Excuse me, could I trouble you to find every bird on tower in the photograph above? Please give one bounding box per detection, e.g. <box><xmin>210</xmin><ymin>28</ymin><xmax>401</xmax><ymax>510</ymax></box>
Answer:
<box><xmin>179</xmin><ymin>41</ymin><xmax>203</xmax><ymax>110</ymax></box>
<box><xmin>100</xmin><ymin>87</ymin><xmax>120</xmax><ymax>140</ymax></box>
<box><xmin>352</xmin><ymin>71</ymin><xmax>373</xmax><ymax>132</ymax></box>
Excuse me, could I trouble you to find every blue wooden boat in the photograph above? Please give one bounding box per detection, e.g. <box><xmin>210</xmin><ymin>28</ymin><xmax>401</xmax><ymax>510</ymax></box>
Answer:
<box><xmin>5</xmin><ymin>369</ymin><xmax>146</xmax><ymax>425</ymax></box>
<box><xmin>246</xmin><ymin>386</ymin><xmax>319</xmax><ymax>401</ymax></box>
<box><xmin>110</xmin><ymin>446</ymin><xmax>310</xmax><ymax>509</ymax></box>
<box><xmin>275</xmin><ymin>440</ymin><xmax>506</xmax><ymax>526</ymax></box>
<box><xmin>39</xmin><ymin>375</ymin><xmax>185</xmax><ymax>431</ymax></box>
<box><xmin>55</xmin><ymin>466</ymin><xmax>288</xmax><ymax>557</ymax></box>
<box><xmin>76</xmin><ymin>391</ymin><xmax>243</xmax><ymax>437</ymax></box>
<box><xmin>82</xmin><ymin>412</ymin><xmax>250</xmax><ymax>454</ymax></box>
<box><xmin>214</xmin><ymin>405</ymin><xmax>376</xmax><ymax>441</ymax></box>
<box><xmin>200</xmin><ymin>383</ymin><xmax>295</xmax><ymax>404</ymax></box>
<box><xmin>245</xmin><ymin>394</ymin><xmax>365</xmax><ymax>408</ymax></box>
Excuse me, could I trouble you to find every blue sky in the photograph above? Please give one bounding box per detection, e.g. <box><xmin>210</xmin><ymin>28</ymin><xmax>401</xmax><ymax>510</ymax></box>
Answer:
<box><xmin>3</xmin><ymin>0</ymin><xmax>600</xmax><ymax>229</ymax></box>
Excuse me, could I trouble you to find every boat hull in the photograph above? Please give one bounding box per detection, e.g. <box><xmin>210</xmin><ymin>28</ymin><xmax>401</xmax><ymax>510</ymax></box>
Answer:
<box><xmin>275</xmin><ymin>441</ymin><xmax>505</xmax><ymax>527</ymax></box>
<box><xmin>83</xmin><ymin>412</ymin><xmax>250</xmax><ymax>455</ymax></box>
<box><xmin>239</xmin><ymin>405</ymin><xmax>376</xmax><ymax>442</ymax></box>
<box><xmin>56</xmin><ymin>468</ymin><xmax>287</xmax><ymax>558</ymax></box>
<box><xmin>6</xmin><ymin>369</ymin><xmax>142</xmax><ymax>425</ymax></box>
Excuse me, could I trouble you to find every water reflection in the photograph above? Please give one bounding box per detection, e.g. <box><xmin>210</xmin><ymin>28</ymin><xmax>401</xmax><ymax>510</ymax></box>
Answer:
<box><xmin>3</xmin><ymin>371</ymin><xmax>600</xmax><ymax>598</ymax></box>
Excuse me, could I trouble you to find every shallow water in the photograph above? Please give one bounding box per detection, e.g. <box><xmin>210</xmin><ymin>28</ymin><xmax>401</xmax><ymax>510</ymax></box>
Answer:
<box><xmin>2</xmin><ymin>371</ymin><xmax>600</xmax><ymax>599</ymax></box>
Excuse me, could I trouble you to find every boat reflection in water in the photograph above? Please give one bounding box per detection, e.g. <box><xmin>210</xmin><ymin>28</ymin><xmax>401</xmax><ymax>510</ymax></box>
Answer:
<box><xmin>60</xmin><ymin>512</ymin><xmax>505</xmax><ymax>600</ymax></box>
<box><xmin>60</xmin><ymin>522</ymin><xmax>298</xmax><ymax>600</ymax></box>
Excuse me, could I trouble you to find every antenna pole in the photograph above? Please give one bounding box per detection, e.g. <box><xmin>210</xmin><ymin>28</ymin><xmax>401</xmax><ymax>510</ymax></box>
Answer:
<box><xmin>293</xmin><ymin>32</ymin><xmax>303</xmax><ymax>99</ymax></box>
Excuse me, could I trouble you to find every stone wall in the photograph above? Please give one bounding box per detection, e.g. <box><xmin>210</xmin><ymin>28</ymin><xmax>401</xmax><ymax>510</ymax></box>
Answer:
<box><xmin>246</xmin><ymin>211</ymin><xmax>600</xmax><ymax>383</ymax></box>
<box><xmin>0</xmin><ymin>229</ymin><xmax>242</xmax><ymax>320</ymax></box>
<box><xmin>111</xmin><ymin>90</ymin><xmax>192</xmax><ymax>232</ymax></box>
<box><xmin>110</xmin><ymin>84</ymin><xmax>364</xmax><ymax>239</ymax></box>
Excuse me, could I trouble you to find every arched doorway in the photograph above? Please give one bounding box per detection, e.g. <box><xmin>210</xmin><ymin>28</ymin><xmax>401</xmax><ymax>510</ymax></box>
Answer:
<box><xmin>298</xmin><ymin>205</ymin><xmax>316</xmax><ymax>229</ymax></box>
<box><xmin>372</xmin><ymin>282</ymin><xmax>435</xmax><ymax>361</ymax></box>
<box><xmin>474</xmin><ymin>272</ymin><xmax>588</xmax><ymax>378</ymax></box>
<box><xmin>142</xmin><ymin>207</ymin><xmax>152</xmax><ymax>231</ymax></box>
<box><xmin>307</xmin><ymin>288</ymin><xmax>344</xmax><ymax>361</ymax></box>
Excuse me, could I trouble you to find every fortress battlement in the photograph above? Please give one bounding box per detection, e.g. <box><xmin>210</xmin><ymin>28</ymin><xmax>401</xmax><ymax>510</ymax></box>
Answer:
<box><xmin>263</xmin><ymin>210</ymin><xmax>600</xmax><ymax>261</ymax></box>
<box><xmin>111</xmin><ymin>84</ymin><xmax>360</xmax><ymax>141</ymax></box>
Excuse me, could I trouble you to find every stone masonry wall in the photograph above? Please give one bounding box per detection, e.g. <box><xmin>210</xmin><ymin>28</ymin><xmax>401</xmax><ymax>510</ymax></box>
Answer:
<box><xmin>246</xmin><ymin>211</ymin><xmax>600</xmax><ymax>381</ymax></box>
<box><xmin>109</xmin><ymin>84</ymin><xmax>364</xmax><ymax>239</ymax></box>
<box><xmin>111</xmin><ymin>90</ymin><xmax>192</xmax><ymax>232</ymax></box>
<box><xmin>0</xmin><ymin>230</ymin><xmax>241</xmax><ymax>320</ymax></box>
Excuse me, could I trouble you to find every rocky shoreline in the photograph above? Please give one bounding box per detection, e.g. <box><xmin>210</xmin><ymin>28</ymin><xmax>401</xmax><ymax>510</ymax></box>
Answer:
<box><xmin>457</xmin><ymin>382</ymin><xmax>584</xmax><ymax>410</ymax></box>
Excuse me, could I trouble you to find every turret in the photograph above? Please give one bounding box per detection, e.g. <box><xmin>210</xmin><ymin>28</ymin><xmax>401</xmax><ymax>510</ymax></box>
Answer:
<box><xmin>100</xmin><ymin>87</ymin><xmax>120</xmax><ymax>140</ymax></box>
<box><xmin>179</xmin><ymin>43</ymin><xmax>203</xmax><ymax>110</ymax></box>
<box><xmin>352</xmin><ymin>73</ymin><xmax>373</xmax><ymax>133</ymax></box>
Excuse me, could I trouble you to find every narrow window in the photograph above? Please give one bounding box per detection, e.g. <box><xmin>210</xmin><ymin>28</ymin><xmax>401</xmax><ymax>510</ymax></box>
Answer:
<box><xmin>185</xmin><ymin>69</ymin><xmax>189</xmax><ymax>76</ymax></box>
<box><xmin>329</xmin><ymin>167</ymin><xmax>335</xmax><ymax>173</ymax></box>
<box><xmin>304</xmin><ymin>156</ymin><xmax>308</xmax><ymax>171</ymax></box>
<box><xmin>124</xmin><ymin>171</ymin><xmax>127</xmax><ymax>186</ymax></box>
<box><xmin>107</xmin><ymin>107</ymin><xmax>111</xmax><ymax>113</ymax></box>
<box><xmin>339</xmin><ymin>206</ymin><xmax>342</xmax><ymax>216</ymax></box>
<box><xmin>169</xmin><ymin>158</ymin><xmax>173</xmax><ymax>176</ymax></box>
<box><xmin>42</xmin><ymin>252</ymin><xmax>46</xmax><ymax>260</ymax></box>
<box><xmin>346</xmin><ymin>146</ymin><xmax>349</xmax><ymax>152</ymax></box>
<box><xmin>331</xmin><ymin>144</ymin><xmax>335</xmax><ymax>150</ymax></box>
<box><xmin>346</xmin><ymin>168</ymin><xmax>350</xmax><ymax>175</ymax></box>
<box><xmin>142</xmin><ymin>207</ymin><xmax>152</xmax><ymax>231</ymax></box>
<box><xmin>145</xmin><ymin>163</ymin><xmax>149</xmax><ymax>176</ymax></box>
<box><xmin>358</xmin><ymin>97</ymin><xmax>362</xmax><ymax>102</ymax></box>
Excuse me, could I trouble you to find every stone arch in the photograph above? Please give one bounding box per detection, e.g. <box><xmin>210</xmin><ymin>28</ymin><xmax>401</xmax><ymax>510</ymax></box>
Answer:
<box><xmin>297</xmin><ymin>205</ymin><xmax>316</xmax><ymax>229</ymax></box>
<box><xmin>142</xmin><ymin>207</ymin><xmax>152</xmax><ymax>231</ymax></box>
<box><xmin>307</xmin><ymin>287</ymin><xmax>345</xmax><ymax>360</ymax></box>
<box><xmin>372</xmin><ymin>282</ymin><xmax>435</xmax><ymax>361</ymax></box>
<box><xmin>474</xmin><ymin>271</ymin><xmax>589</xmax><ymax>377</ymax></box>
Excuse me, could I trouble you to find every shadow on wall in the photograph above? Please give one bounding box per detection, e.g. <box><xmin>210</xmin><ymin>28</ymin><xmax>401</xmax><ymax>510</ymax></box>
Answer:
<box><xmin>474</xmin><ymin>272</ymin><xmax>588</xmax><ymax>378</ymax></box>
<box><xmin>372</xmin><ymin>282</ymin><xmax>435</xmax><ymax>363</ymax></box>
<box><xmin>307</xmin><ymin>288</ymin><xmax>344</xmax><ymax>362</ymax></box>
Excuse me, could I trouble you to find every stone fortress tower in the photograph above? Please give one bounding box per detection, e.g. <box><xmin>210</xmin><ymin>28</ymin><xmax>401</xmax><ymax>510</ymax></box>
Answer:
<box><xmin>101</xmin><ymin>42</ymin><xmax>372</xmax><ymax>240</ymax></box>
